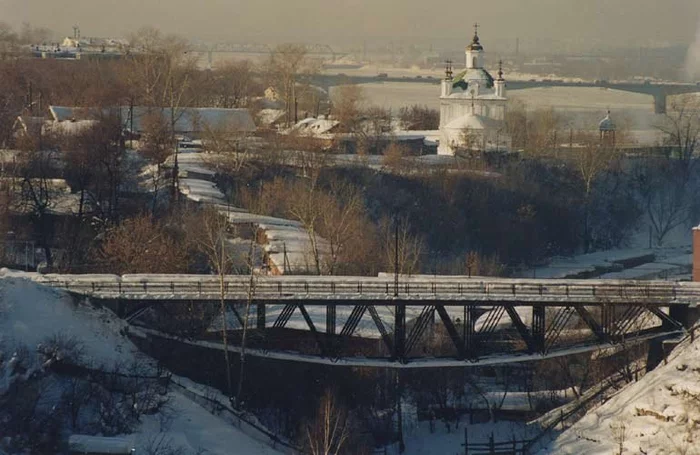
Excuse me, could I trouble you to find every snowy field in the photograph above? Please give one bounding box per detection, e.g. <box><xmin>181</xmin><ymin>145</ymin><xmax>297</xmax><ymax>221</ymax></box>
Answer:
<box><xmin>341</xmin><ymin>81</ymin><xmax>674</xmax><ymax>144</ymax></box>
<box><xmin>0</xmin><ymin>276</ymin><xmax>283</xmax><ymax>454</ymax></box>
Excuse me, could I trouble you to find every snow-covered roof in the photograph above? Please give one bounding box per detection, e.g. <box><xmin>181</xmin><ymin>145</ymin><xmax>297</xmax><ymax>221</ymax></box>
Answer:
<box><xmin>49</xmin><ymin>106</ymin><xmax>256</xmax><ymax>134</ymax></box>
<box><xmin>451</xmin><ymin>68</ymin><xmax>495</xmax><ymax>90</ymax></box>
<box><xmin>13</xmin><ymin>115</ymin><xmax>45</xmax><ymax>136</ymax></box>
<box><xmin>46</xmin><ymin>119</ymin><xmax>98</xmax><ymax>135</ymax></box>
<box><xmin>445</xmin><ymin>113</ymin><xmax>502</xmax><ymax>131</ymax></box>
<box><xmin>290</xmin><ymin>117</ymin><xmax>339</xmax><ymax>136</ymax></box>
<box><xmin>257</xmin><ymin>108</ymin><xmax>286</xmax><ymax>126</ymax></box>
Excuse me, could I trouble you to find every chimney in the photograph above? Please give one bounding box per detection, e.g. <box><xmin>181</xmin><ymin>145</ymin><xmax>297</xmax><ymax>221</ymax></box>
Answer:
<box><xmin>693</xmin><ymin>227</ymin><xmax>700</xmax><ymax>281</ymax></box>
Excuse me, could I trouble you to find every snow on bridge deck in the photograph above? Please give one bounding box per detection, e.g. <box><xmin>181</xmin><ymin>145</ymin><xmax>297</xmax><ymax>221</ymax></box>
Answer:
<box><xmin>25</xmin><ymin>273</ymin><xmax>700</xmax><ymax>306</ymax></box>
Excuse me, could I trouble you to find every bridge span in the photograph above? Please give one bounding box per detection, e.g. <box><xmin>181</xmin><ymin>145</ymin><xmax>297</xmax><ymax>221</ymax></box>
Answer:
<box><xmin>313</xmin><ymin>74</ymin><xmax>700</xmax><ymax>114</ymax></box>
<box><xmin>34</xmin><ymin>274</ymin><xmax>699</xmax><ymax>366</ymax></box>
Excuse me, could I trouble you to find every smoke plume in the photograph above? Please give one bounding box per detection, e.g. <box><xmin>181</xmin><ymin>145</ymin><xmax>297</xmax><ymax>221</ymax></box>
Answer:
<box><xmin>685</xmin><ymin>19</ymin><xmax>700</xmax><ymax>81</ymax></box>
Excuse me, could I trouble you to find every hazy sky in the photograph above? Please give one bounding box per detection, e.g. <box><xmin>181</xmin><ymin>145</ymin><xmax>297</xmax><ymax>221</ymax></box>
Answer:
<box><xmin>3</xmin><ymin>0</ymin><xmax>700</xmax><ymax>52</ymax></box>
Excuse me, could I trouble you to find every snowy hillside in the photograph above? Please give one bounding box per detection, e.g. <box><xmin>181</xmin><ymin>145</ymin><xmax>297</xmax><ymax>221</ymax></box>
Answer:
<box><xmin>537</xmin><ymin>333</ymin><xmax>700</xmax><ymax>454</ymax></box>
<box><xmin>0</xmin><ymin>276</ymin><xmax>283</xmax><ymax>455</ymax></box>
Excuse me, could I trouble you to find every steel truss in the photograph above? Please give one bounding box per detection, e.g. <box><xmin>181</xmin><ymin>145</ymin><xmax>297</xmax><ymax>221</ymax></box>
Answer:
<box><xmin>195</xmin><ymin>299</ymin><xmax>689</xmax><ymax>364</ymax></box>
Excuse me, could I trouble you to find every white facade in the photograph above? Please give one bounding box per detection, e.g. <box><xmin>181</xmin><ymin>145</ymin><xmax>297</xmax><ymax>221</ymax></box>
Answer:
<box><xmin>438</xmin><ymin>28</ymin><xmax>508</xmax><ymax>155</ymax></box>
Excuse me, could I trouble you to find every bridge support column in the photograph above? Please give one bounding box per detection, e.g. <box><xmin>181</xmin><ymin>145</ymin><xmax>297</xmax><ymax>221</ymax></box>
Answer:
<box><xmin>256</xmin><ymin>302</ymin><xmax>265</xmax><ymax>330</ymax></box>
<box><xmin>463</xmin><ymin>304</ymin><xmax>475</xmax><ymax>357</ymax></box>
<box><xmin>326</xmin><ymin>305</ymin><xmax>336</xmax><ymax>335</ymax></box>
<box><xmin>654</xmin><ymin>93</ymin><xmax>667</xmax><ymax>114</ymax></box>
<box><xmin>394</xmin><ymin>304</ymin><xmax>406</xmax><ymax>362</ymax></box>
<box><xmin>669</xmin><ymin>305</ymin><xmax>700</xmax><ymax>330</ymax></box>
<box><xmin>532</xmin><ymin>305</ymin><xmax>546</xmax><ymax>353</ymax></box>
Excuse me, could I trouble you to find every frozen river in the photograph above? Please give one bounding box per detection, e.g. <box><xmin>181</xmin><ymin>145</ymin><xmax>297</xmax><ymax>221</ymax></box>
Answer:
<box><xmin>338</xmin><ymin>81</ymin><xmax>682</xmax><ymax>143</ymax></box>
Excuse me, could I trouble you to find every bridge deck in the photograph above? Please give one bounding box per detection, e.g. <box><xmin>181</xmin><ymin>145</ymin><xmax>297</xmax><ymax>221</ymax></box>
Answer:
<box><xmin>33</xmin><ymin>274</ymin><xmax>700</xmax><ymax>306</ymax></box>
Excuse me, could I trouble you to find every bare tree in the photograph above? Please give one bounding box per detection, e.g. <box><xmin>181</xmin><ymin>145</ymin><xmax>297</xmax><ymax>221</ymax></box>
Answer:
<box><xmin>355</xmin><ymin>106</ymin><xmax>392</xmax><ymax>155</ymax></box>
<box><xmin>201</xmin><ymin>122</ymin><xmax>252</xmax><ymax>176</ymax></box>
<box><xmin>571</xmin><ymin>131</ymin><xmax>619</xmax><ymax>252</ymax></box>
<box><xmin>655</xmin><ymin>94</ymin><xmax>700</xmax><ymax>174</ymax></box>
<box><xmin>189</xmin><ymin>207</ymin><xmax>248</xmax><ymax>399</ymax></box>
<box><xmin>140</xmin><ymin>112</ymin><xmax>174</xmax><ymax>215</ymax></box>
<box><xmin>13</xmin><ymin>143</ymin><xmax>62</xmax><ymax>267</ymax></box>
<box><xmin>266</xmin><ymin>44</ymin><xmax>321</xmax><ymax>126</ymax></box>
<box><xmin>235</xmin><ymin>240</ymin><xmax>256</xmax><ymax>409</ymax></box>
<box><xmin>304</xmin><ymin>389</ymin><xmax>351</xmax><ymax>455</ymax></box>
<box><xmin>331</xmin><ymin>84</ymin><xmax>365</xmax><ymax>132</ymax></box>
<box><xmin>505</xmin><ymin>100</ymin><xmax>563</xmax><ymax>156</ymax></box>
<box><xmin>99</xmin><ymin>214</ymin><xmax>188</xmax><ymax>274</ymax></box>
<box><xmin>204</xmin><ymin>60</ymin><xmax>260</xmax><ymax>108</ymax></box>
<box><xmin>127</xmin><ymin>27</ymin><xmax>197</xmax><ymax>201</ymax></box>
<box><xmin>380</xmin><ymin>216</ymin><xmax>425</xmax><ymax>275</ymax></box>
<box><xmin>397</xmin><ymin>105</ymin><xmax>439</xmax><ymax>130</ymax></box>
<box><xmin>633</xmin><ymin>157</ymin><xmax>692</xmax><ymax>246</ymax></box>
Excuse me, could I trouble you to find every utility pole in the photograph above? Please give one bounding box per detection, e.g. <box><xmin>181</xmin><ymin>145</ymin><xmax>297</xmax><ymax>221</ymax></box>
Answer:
<box><xmin>394</xmin><ymin>219</ymin><xmax>399</xmax><ymax>297</ymax></box>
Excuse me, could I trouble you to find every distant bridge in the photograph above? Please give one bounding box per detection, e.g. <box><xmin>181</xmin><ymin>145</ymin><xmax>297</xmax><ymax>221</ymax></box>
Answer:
<box><xmin>190</xmin><ymin>43</ymin><xmax>347</xmax><ymax>63</ymax></box>
<box><xmin>33</xmin><ymin>274</ymin><xmax>698</xmax><ymax>366</ymax></box>
<box><xmin>312</xmin><ymin>74</ymin><xmax>700</xmax><ymax>114</ymax></box>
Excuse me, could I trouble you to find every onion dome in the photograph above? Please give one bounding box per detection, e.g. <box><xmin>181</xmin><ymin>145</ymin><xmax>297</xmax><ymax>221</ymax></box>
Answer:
<box><xmin>599</xmin><ymin>111</ymin><xmax>615</xmax><ymax>131</ymax></box>
<box><xmin>466</xmin><ymin>23</ymin><xmax>483</xmax><ymax>51</ymax></box>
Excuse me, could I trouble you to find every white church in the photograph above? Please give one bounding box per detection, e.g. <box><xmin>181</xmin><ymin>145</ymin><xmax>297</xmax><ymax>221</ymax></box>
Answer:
<box><xmin>438</xmin><ymin>25</ymin><xmax>509</xmax><ymax>155</ymax></box>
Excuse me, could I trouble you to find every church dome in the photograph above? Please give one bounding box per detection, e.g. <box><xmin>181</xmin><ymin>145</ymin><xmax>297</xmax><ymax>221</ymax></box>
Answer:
<box><xmin>466</xmin><ymin>32</ymin><xmax>483</xmax><ymax>51</ymax></box>
<box><xmin>599</xmin><ymin>111</ymin><xmax>615</xmax><ymax>131</ymax></box>
<box><xmin>451</xmin><ymin>68</ymin><xmax>494</xmax><ymax>91</ymax></box>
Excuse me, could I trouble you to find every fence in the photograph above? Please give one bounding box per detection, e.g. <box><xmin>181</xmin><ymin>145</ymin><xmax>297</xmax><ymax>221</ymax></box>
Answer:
<box><xmin>0</xmin><ymin>240</ymin><xmax>38</xmax><ymax>270</ymax></box>
<box><xmin>462</xmin><ymin>431</ymin><xmax>530</xmax><ymax>455</ymax></box>
<box><xmin>48</xmin><ymin>359</ymin><xmax>303</xmax><ymax>454</ymax></box>
<box><xmin>32</xmin><ymin>273</ymin><xmax>700</xmax><ymax>305</ymax></box>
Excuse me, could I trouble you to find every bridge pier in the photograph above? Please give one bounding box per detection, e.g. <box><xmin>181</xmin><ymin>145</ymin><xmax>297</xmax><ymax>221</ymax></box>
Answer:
<box><xmin>532</xmin><ymin>305</ymin><xmax>546</xmax><ymax>353</ymax></box>
<box><xmin>394</xmin><ymin>304</ymin><xmax>406</xmax><ymax>362</ymax></box>
<box><xmin>668</xmin><ymin>305</ymin><xmax>700</xmax><ymax>330</ymax></box>
<box><xmin>256</xmin><ymin>303</ymin><xmax>265</xmax><ymax>330</ymax></box>
<box><xmin>654</xmin><ymin>93</ymin><xmax>667</xmax><ymax>115</ymax></box>
<box><xmin>326</xmin><ymin>305</ymin><xmax>336</xmax><ymax>335</ymax></box>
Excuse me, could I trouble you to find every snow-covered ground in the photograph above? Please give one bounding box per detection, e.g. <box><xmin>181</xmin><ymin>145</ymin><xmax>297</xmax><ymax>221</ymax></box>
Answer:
<box><xmin>522</xmin><ymin>245</ymin><xmax>691</xmax><ymax>280</ymax></box>
<box><xmin>536</xmin><ymin>332</ymin><xmax>700</xmax><ymax>455</ymax></box>
<box><xmin>399</xmin><ymin>417</ymin><xmax>529</xmax><ymax>455</ymax></box>
<box><xmin>177</xmin><ymin>151</ymin><xmax>328</xmax><ymax>274</ymax></box>
<box><xmin>0</xmin><ymin>276</ymin><xmax>283</xmax><ymax>455</ymax></box>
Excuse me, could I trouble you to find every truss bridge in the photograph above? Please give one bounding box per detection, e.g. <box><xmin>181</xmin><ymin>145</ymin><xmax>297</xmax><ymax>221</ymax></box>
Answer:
<box><xmin>32</xmin><ymin>274</ymin><xmax>700</xmax><ymax>367</ymax></box>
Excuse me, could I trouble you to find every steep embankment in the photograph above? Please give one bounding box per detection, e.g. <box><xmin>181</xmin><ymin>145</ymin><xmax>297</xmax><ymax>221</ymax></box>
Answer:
<box><xmin>0</xmin><ymin>275</ymin><xmax>282</xmax><ymax>455</ymax></box>
<box><xmin>538</xmin><ymin>334</ymin><xmax>700</xmax><ymax>454</ymax></box>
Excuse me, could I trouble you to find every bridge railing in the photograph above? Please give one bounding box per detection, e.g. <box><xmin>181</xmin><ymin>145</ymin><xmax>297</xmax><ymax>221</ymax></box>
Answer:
<box><xmin>30</xmin><ymin>274</ymin><xmax>700</xmax><ymax>304</ymax></box>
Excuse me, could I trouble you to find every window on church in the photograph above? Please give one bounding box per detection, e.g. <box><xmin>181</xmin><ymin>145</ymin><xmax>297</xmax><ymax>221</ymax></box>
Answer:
<box><xmin>472</xmin><ymin>57</ymin><xmax>477</xmax><ymax>68</ymax></box>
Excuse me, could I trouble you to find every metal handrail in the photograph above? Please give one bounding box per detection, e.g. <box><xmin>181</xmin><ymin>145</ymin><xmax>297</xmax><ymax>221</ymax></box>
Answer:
<box><xmin>30</xmin><ymin>274</ymin><xmax>699</xmax><ymax>305</ymax></box>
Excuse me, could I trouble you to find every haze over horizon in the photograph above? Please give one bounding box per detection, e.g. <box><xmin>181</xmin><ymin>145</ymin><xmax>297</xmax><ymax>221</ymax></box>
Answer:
<box><xmin>3</xmin><ymin>0</ymin><xmax>700</xmax><ymax>54</ymax></box>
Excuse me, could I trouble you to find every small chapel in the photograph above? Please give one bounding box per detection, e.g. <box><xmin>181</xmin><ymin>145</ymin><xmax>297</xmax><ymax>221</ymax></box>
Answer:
<box><xmin>438</xmin><ymin>25</ymin><xmax>508</xmax><ymax>155</ymax></box>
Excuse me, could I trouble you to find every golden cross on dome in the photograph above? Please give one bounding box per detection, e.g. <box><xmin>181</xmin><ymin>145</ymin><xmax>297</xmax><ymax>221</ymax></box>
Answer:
<box><xmin>474</xmin><ymin>23</ymin><xmax>479</xmax><ymax>35</ymax></box>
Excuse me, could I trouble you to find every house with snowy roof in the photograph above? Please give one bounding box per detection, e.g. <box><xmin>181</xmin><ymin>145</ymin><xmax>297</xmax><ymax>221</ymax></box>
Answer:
<box><xmin>48</xmin><ymin>106</ymin><xmax>256</xmax><ymax>138</ymax></box>
<box><xmin>438</xmin><ymin>25</ymin><xmax>509</xmax><ymax>155</ymax></box>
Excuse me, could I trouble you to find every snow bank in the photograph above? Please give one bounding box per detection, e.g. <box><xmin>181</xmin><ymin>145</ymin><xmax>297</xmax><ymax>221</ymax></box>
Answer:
<box><xmin>0</xmin><ymin>276</ymin><xmax>283</xmax><ymax>455</ymax></box>
<box><xmin>537</xmin><ymin>333</ymin><xmax>700</xmax><ymax>454</ymax></box>
<box><xmin>0</xmin><ymin>277</ymin><xmax>139</xmax><ymax>369</ymax></box>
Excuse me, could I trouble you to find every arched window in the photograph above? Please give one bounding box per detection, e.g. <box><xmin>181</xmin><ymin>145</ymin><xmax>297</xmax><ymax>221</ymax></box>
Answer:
<box><xmin>472</xmin><ymin>57</ymin><xmax>477</xmax><ymax>68</ymax></box>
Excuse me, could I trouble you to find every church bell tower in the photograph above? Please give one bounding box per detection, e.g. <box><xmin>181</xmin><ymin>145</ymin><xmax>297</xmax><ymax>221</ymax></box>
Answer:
<box><xmin>465</xmin><ymin>23</ymin><xmax>483</xmax><ymax>69</ymax></box>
